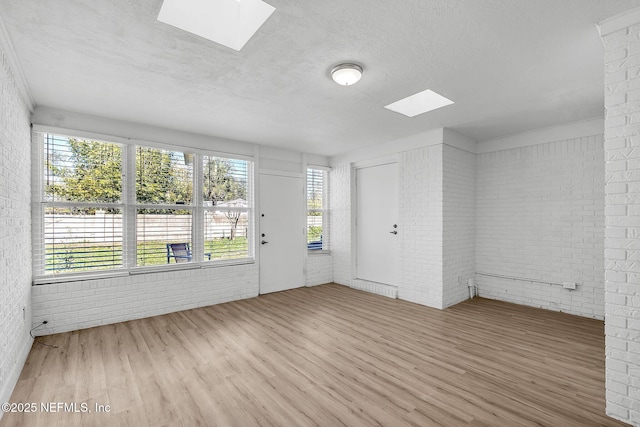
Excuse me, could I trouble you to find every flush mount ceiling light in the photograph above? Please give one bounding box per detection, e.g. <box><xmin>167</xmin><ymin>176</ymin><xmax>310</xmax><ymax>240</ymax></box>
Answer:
<box><xmin>331</xmin><ymin>64</ymin><xmax>363</xmax><ymax>86</ymax></box>
<box><xmin>158</xmin><ymin>0</ymin><xmax>275</xmax><ymax>51</ymax></box>
<box><xmin>384</xmin><ymin>89</ymin><xmax>454</xmax><ymax>117</ymax></box>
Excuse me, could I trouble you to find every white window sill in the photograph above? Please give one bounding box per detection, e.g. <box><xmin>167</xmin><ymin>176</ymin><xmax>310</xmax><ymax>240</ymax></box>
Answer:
<box><xmin>307</xmin><ymin>250</ymin><xmax>331</xmax><ymax>255</ymax></box>
<box><xmin>33</xmin><ymin>258</ymin><xmax>255</xmax><ymax>285</ymax></box>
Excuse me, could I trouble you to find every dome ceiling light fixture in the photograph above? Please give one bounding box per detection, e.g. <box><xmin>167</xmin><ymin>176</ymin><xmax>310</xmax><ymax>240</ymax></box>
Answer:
<box><xmin>331</xmin><ymin>63</ymin><xmax>363</xmax><ymax>86</ymax></box>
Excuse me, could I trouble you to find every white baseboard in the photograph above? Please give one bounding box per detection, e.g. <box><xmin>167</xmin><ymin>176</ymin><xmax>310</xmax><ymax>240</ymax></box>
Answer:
<box><xmin>350</xmin><ymin>279</ymin><xmax>398</xmax><ymax>298</ymax></box>
<box><xmin>0</xmin><ymin>338</ymin><xmax>32</xmax><ymax>421</ymax></box>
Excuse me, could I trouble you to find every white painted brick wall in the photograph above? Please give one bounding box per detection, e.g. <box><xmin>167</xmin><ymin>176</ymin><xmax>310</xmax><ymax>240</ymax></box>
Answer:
<box><xmin>0</xmin><ymin>46</ymin><xmax>32</xmax><ymax>408</ymax></box>
<box><xmin>603</xmin><ymin>20</ymin><xmax>640</xmax><ymax>426</ymax></box>
<box><xmin>398</xmin><ymin>146</ymin><xmax>444</xmax><ymax>308</ymax></box>
<box><xmin>330</xmin><ymin>164</ymin><xmax>352</xmax><ymax>286</ymax></box>
<box><xmin>476</xmin><ymin>135</ymin><xmax>605</xmax><ymax>319</ymax></box>
<box><xmin>305</xmin><ymin>254</ymin><xmax>333</xmax><ymax>286</ymax></box>
<box><xmin>443</xmin><ymin>145</ymin><xmax>476</xmax><ymax>308</ymax></box>
<box><xmin>331</xmin><ymin>144</ymin><xmax>475</xmax><ymax>309</ymax></box>
<box><xmin>32</xmin><ymin>264</ymin><xmax>259</xmax><ymax>335</ymax></box>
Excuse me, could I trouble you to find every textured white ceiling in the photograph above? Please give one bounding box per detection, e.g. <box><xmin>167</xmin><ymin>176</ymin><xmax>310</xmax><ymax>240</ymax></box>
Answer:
<box><xmin>2</xmin><ymin>0</ymin><xmax>640</xmax><ymax>157</ymax></box>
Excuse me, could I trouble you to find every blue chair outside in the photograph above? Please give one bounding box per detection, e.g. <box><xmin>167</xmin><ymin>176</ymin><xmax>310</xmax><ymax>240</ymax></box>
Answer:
<box><xmin>307</xmin><ymin>237</ymin><xmax>323</xmax><ymax>250</ymax></box>
<box><xmin>166</xmin><ymin>243</ymin><xmax>211</xmax><ymax>263</ymax></box>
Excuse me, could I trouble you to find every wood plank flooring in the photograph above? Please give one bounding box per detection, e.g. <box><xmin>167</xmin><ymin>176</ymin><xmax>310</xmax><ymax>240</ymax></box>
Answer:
<box><xmin>0</xmin><ymin>283</ymin><xmax>626</xmax><ymax>426</ymax></box>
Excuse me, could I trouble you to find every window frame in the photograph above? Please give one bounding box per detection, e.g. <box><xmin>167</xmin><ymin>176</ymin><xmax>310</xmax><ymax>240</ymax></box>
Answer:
<box><xmin>32</xmin><ymin>130</ymin><xmax>255</xmax><ymax>284</ymax></box>
<box><xmin>306</xmin><ymin>166</ymin><xmax>330</xmax><ymax>253</ymax></box>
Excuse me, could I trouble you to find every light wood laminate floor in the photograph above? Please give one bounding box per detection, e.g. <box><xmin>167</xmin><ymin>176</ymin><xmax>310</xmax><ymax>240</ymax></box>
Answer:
<box><xmin>0</xmin><ymin>283</ymin><xmax>626</xmax><ymax>427</ymax></box>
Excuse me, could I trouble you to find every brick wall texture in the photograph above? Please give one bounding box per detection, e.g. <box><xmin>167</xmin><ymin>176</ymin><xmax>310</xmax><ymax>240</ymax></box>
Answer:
<box><xmin>32</xmin><ymin>264</ymin><xmax>259</xmax><ymax>335</ymax></box>
<box><xmin>398</xmin><ymin>146</ymin><xmax>444</xmax><ymax>308</ymax></box>
<box><xmin>443</xmin><ymin>145</ymin><xmax>476</xmax><ymax>308</ymax></box>
<box><xmin>305</xmin><ymin>254</ymin><xmax>333</xmax><ymax>286</ymax></box>
<box><xmin>331</xmin><ymin>142</ymin><xmax>476</xmax><ymax>310</ymax></box>
<box><xmin>0</xmin><ymin>46</ymin><xmax>32</xmax><ymax>406</ymax></box>
<box><xmin>602</xmin><ymin>21</ymin><xmax>640</xmax><ymax>425</ymax></box>
<box><xmin>330</xmin><ymin>163</ymin><xmax>352</xmax><ymax>286</ymax></box>
<box><xmin>476</xmin><ymin>136</ymin><xmax>605</xmax><ymax>319</ymax></box>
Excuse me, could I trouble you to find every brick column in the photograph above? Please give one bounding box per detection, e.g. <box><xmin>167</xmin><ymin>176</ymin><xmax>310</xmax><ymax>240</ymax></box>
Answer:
<box><xmin>600</xmin><ymin>8</ymin><xmax>640</xmax><ymax>425</ymax></box>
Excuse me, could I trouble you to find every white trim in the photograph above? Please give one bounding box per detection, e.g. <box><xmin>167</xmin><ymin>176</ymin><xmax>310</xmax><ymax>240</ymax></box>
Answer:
<box><xmin>31</xmin><ymin>124</ymin><xmax>131</xmax><ymax>145</ymax></box>
<box><xmin>200</xmin><ymin>258</ymin><xmax>255</xmax><ymax>268</ymax></box>
<box><xmin>33</xmin><ymin>270</ymin><xmax>130</xmax><ymax>285</ymax></box>
<box><xmin>124</xmin><ymin>144</ymin><xmax>137</xmax><ymax>269</ymax></box>
<box><xmin>32</xmin><ymin>107</ymin><xmax>256</xmax><ymax>158</ymax></box>
<box><xmin>41</xmin><ymin>201</ymin><xmax>126</xmax><ymax>209</ymax></box>
<box><xmin>476</xmin><ymin>117</ymin><xmax>604</xmax><ymax>154</ymax></box>
<box><xmin>598</xmin><ymin>6</ymin><xmax>640</xmax><ymax>37</ymax></box>
<box><xmin>33</xmin><ymin>257</ymin><xmax>255</xmax><ymax>284</ymax></box>
<box><xmin>130</xmin><ymin>263</ymin><xmax>201</xmax><ymax>275</ymax></box>
<box><xmin>258</xmin><ymin>168</ymin><xmax>303</xmax><ymax>178</ymax></box>
<box><xmin>31</xmin><ymin>124</ymin><xmax>255</xmax><ymax>162</ymax></box>
<box><xmin>0</xmin><ymin>337</ymin><xmax>32</xmax><ymax>421</ymax></box>
<box><xmin>31</xmin><ymin>131</ymin><xmax>45</xmax><ymax>276</ymax></box>
<box><xmin>308</xmin><ymin>249</ymin><xmax>331</xmax><ymax>255</ymax></box>
<box><xmin>307</xmin><ymin>164</ymin><xmax>332</xmax><ymax>172</ymax></box>
<box><xmin>0</xmin><ymin>12</ymin><xmax>35</xmax><ymax>111</ymax></box>
<box><xmin>352</xmin><ymin>155</ymin><xmax>397</xmax><ymax>170</ymax></box>
<box><xmin>350</xmin><ymin>279</ymin><xmax>398</xmax><ymax>299</ymax></box>
<box><xmin>331</xmin><ymin>128</ymin><xmax>443</xmax><ymax>166</ymax></box>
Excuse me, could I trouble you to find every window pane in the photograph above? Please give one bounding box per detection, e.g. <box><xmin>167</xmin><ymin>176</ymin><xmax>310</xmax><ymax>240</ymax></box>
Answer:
<box><xmin>307</xmin><ymin>211</ymin><xmax>323</xmax><ymax>248</ymax></box>
<box><xmin>44</xmin><ymin>134</ymin><xmax>122</xmax><ymax>203</ymax></box>
<box><xmin>137</xmin><ymin>209</ymin><xmax>192</xmax><ymax>266</ymax></box>
<box><xmin>203</xmin><ymin>156</ymin><xmax>248</xmax><ymax>206</ymax></box>
<box><xmin>136</xmin><ymin>147</ymin><xmax>193</xmax><ymax>205</ymax></box>
<box><xmin>307</xmin><ymin>168</ymin><xmax>323</xmax><ymax>210</ymax></box>
<box><xmin>307</xmin><ymin>168</ymin><xmax>326</xmax><ymax>250</ymax></box>
<box><xmin>44</xmin><ymin>207</ymin><xmax>123</xmax><ymax>273</ymax></box>
<box><xmin>204</xmin><ymin>209</ymin><xmax>249</xmax><ymax>260</ymax></box>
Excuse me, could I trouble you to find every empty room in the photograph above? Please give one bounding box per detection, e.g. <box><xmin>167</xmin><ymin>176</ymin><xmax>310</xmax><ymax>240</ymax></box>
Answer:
<box><xmin>3</xmin><ymin>1</ymin><xmax>640</xmax><ymax>426</ymax></box>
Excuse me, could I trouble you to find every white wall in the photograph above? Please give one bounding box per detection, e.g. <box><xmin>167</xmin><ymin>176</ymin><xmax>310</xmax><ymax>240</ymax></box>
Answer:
<box><xmin>443</xmin><ymin>144</ymin><xmax>476</xmax><ymax>308</ymax></box>
<box><xmin>331</xmin><ymin>119</ymin><xmax>607</xmax><ymax>319</ymax></box>
<box><xmin>305</xmin><ymin>254</ymin><xmax>333</xmax><ymax>287</ymax></box>
<box><xmin>330</xmin><ymin>129</ymin><xmax>477</xmax><ymax>308</ymax></box>
<box><xmin>398</xmin><ymin>145</ymin><xmax>444</xmax><ymax>307</ymax></box>
<box><xmin>476</xmin><ymin>135</ymin><xmax>605</xmax><ymax>319</ymax></box>
<box><xmin>32</xmin><ymin>264</ymin><xmax>259</xmax><ymax>335</ymax></box>
<box><xmin>330</xmin><ymin>163</ymin><xmax>352</xmax><ymax>286</ymax></box>
<box><xmin>0</xmin><ymin>39</ymin><xmax>33</xmax><ymax>410</ymax></box>
<box><xmin>600</xmin><ymin>8</ymin><xmax>640</xmax><ymax>425</ymax></box>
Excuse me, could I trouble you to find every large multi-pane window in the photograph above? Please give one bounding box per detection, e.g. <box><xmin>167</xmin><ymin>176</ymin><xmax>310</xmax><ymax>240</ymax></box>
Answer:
<box><xmin>306</xmin><ymin>167</ymin><xmax>329</xmax><ymax>251</ymax></box>
<box><xmin>34</xmin><ymin>132</ymin><xmax>253</xmax><ymax>278</ymax></box>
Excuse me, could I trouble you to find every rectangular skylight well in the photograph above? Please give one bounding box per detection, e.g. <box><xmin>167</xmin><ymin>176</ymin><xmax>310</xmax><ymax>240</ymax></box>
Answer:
<box><xmin>384</xmin><ymin>89</ymin><xmax>454</xmax><ymax>117</ymax></box>
<box><xmin>158</xmin><ymin>0</ymin><xmax>275</xmax><ymax>51</ymax></box>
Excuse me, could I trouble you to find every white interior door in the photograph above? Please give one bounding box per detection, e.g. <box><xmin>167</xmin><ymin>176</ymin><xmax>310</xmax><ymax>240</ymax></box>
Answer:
<box><xmin>356</xmin><ymin>163</ymin><xmax>398</xmax><ymax>285</ymax></box>
<box><xmin>259</xmin><ymin>173</ymin><xmax>304</xmax><ymax>294</ymax></box>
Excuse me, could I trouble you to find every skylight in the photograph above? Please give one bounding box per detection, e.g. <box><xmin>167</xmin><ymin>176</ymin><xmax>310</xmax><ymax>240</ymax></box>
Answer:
<box><xmin>384</xmin><ymin>89</ymin><xmax>454</xmax><ymax>118</ymax></box>
<box><xmin>158</xmin><ymin>0</ymin><xmax>275</xmax><ymax>51</ymax></box>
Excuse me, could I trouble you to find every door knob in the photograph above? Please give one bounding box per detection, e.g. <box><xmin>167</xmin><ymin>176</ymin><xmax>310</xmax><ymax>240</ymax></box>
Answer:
<box><xmin>389</xmin><ymin>231</ymin><xmax>397</xmax><ymax>235</ymax></box>
<box><xmin>261</xmin><ymin>240</ymin><xmax>269</xmax><ymax>244</ymax></box>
